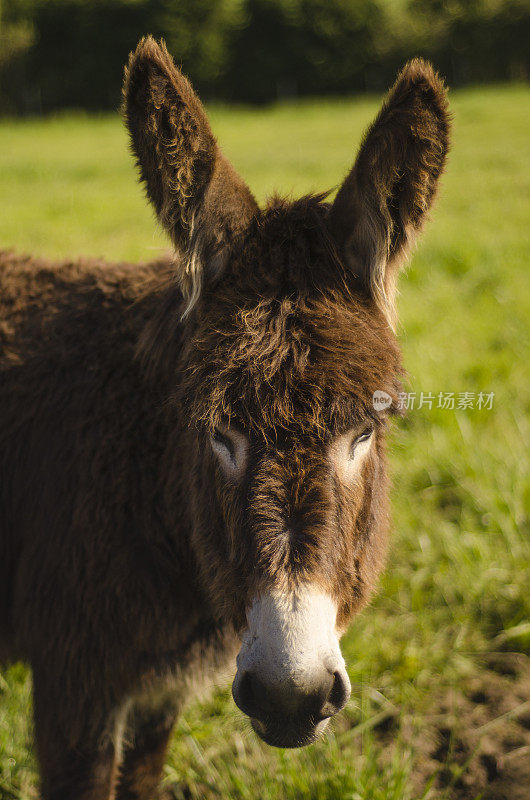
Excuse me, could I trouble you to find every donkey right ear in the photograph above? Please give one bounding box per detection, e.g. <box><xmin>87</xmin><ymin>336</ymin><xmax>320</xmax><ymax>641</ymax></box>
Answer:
<box><xmin>123</xmin><ymin>37</ymin><xmax>258</xmax><ymax>309</ymax></box>
<box><xmin>328</xmin><ymin>59</ymin><xmax>450</xmax><ymax>328</ymax></box>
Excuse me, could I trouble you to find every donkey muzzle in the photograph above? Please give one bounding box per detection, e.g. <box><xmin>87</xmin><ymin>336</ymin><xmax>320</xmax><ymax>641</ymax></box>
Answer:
<box><xmin>232</xmin><ymin>586</ymin><xmax>351</xmax><ymax>748</ymax></box>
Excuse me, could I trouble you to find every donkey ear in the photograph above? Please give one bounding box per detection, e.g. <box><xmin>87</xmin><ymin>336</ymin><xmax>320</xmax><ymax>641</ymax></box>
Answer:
<box><xmin>123</xmin><ymin>37</ymin><xmax>258</xmax><ymax>310</ymax></box>
<box><xmin>328</xmin><ymin>59</ymin><xmax>450</xmax><ymax>326</ymax></box>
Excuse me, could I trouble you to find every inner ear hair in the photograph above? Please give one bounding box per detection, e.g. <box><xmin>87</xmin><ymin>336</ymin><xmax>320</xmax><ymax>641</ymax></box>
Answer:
<box><xmin>328</xmin><ymin>58</ymin><xmax>451</xmax><ymax>328</ymax></box>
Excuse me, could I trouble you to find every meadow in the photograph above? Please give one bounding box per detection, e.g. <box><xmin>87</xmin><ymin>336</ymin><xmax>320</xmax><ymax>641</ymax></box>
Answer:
<box><xmin>0</xmin><ymin>84</ymin><xmax>529</xmax><ymax>800</ymax></box>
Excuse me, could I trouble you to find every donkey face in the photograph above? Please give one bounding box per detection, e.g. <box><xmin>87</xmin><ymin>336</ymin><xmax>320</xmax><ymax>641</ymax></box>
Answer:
<box><xmin>124</xmin><ymin>38</ymin><xmax>450</xmax><ymax>748</ymax></box>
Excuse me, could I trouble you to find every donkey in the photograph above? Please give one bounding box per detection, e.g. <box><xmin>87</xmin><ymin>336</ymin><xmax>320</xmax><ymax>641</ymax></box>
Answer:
<box><xmin>0</xmin><ymin>37</ymin><xmax>450</xmax><ymax>800</ymax></box>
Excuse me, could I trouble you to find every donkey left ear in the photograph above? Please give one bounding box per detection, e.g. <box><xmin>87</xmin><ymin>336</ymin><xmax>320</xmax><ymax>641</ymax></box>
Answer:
<box><xmin>328</xmin><ymin>59</ymin><xmax>450</xmax><ymax>327</ymax></box>
<box><xmin>123</xmin><ymin>37</ymin><xmax>258</xmax><ymax>312</ymax></box>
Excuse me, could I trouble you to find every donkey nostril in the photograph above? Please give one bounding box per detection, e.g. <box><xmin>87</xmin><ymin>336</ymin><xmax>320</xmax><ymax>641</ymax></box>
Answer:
<box><xmin>233</xmin><ymin>671</ymin><xmax>266</xmax><ymax>720</ymax></box>
<box><xmin>330</xmin><ymin>670</ymin><xmax>350</xmax><ymax>710</ymax></box>
<box><xmin>235</xmin><ymin>667</ymin><xmax>350</xmax><ymax>723</ymax></box>
<box><xmin>319</xmin><ymin>670</ymin><xmax>351</xmax><ymax>719</ymax></box>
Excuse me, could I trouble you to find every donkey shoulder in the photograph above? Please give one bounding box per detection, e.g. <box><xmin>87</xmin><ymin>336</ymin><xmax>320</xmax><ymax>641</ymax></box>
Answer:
<box><xmin>0</xmin><ymin>249</ymin><xmax>186</xmax><ymax>664</ymax></box>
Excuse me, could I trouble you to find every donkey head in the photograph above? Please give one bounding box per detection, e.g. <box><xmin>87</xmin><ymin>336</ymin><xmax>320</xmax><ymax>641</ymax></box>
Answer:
<box><xmin>124</xmin><ymin>38</ymin><xmax>450</xmax><ymax>748</ymax></box>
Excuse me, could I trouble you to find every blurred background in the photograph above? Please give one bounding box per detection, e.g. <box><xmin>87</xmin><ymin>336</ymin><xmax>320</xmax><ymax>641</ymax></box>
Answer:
<box><xmin>1</xmin><ymin>3</ymin><xmax>529</xmax><ymax>800</ymax></box>
<box><xmin>0</xmin><ymin>0</ymin><xmax>528</xmax><ymax>113</ymax></box>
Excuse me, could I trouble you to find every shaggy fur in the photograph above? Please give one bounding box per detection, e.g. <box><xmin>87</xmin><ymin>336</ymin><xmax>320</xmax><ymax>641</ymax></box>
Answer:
<box><xmin>329</xmin><ymin>58</ymin><xmax>450</xmax><ymax>327</ymax></box>
<box><xmin>0</xmin><ymin>37</ymin><xmax>450</xmax><ymax>800</ymax></box>
<box><xmin>123</xmin><ymin>36</ymin><xmax>258</xmax><ymax>311</ymax></box>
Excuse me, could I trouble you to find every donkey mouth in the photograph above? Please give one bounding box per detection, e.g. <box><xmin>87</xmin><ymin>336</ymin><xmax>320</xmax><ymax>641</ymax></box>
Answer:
<box><xmin>250</xmin><ymin>716</ymin><xmax>329</xmax><ymax>749</ymax></box>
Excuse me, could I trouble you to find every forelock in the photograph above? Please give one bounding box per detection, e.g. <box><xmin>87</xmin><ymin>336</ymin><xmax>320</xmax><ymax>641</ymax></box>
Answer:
<box><xmin>179</xmin><ymin>288</ymin><xmax>403</xmax><ymax>437</ymax></box>
<box><xmin>148</xmin><ymin>195</ymin><xmax>403</xmax><ymax>434</ymax></box>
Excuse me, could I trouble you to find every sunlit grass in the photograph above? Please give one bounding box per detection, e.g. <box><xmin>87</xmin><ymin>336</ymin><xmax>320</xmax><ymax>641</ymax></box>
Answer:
<box><xmin>0</xmin><ymin>84</ymin><xmax>528</xmax><ymax>799</ymax></box>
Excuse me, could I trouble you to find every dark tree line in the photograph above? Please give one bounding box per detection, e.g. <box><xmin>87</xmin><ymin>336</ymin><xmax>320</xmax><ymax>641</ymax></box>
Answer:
<box><xmin>0</xmin><ymin>0</ymin><xmax>528</xmax><ymax>114</ymax></box>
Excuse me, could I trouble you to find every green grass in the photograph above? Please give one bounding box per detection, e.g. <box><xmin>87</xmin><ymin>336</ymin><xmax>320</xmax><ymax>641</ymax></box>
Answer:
<box><xmin>1</xmin><ymin>85</ymin><xmax>529</xmax><ymax>799</ymax></box>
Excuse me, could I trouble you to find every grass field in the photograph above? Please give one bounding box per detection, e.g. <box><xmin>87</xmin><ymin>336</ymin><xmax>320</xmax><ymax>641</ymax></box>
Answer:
<box><xmin>0</xmin><ymin>84</ymin><xmax>529</xmax><ymax>800</ymax></box>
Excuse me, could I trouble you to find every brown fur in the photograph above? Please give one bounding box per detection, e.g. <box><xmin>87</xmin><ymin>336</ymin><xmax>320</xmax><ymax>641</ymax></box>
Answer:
<box><xmin>329</xmin><ymin>58</ymin><xmax>451</xmax><ymax>327</ymax></box>
<box><xmin>0</xmin><ymin>37</ymin><xmax>450</xmax><ymax>799</ymax></box>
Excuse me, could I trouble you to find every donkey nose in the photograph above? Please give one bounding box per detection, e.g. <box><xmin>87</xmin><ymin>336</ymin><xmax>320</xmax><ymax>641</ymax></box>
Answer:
<box><xmin>233</xmin><ymin>667</ymin><xmax>350</xmax><ymax>722</ymax></box>
<box><xmin>319</xmin><ymin>669</ymin><xmax>351</xmax><ymax>718</ymax></box>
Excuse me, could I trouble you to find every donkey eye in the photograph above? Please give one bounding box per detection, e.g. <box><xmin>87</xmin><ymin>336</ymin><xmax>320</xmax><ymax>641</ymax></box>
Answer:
<box><xmin>210</xmin><ymin>426</ymin><xmax>248</xmax><ymax>479</ymax></box>
<box><xmin>212</xmin><ymin>428</ymin><xmax>235</xmax><ymax>460</ymax></box>
<box><xmin>349</xmin><ymin>427</ymin><xmax>373</xmax><ymax>459</ymax></box>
